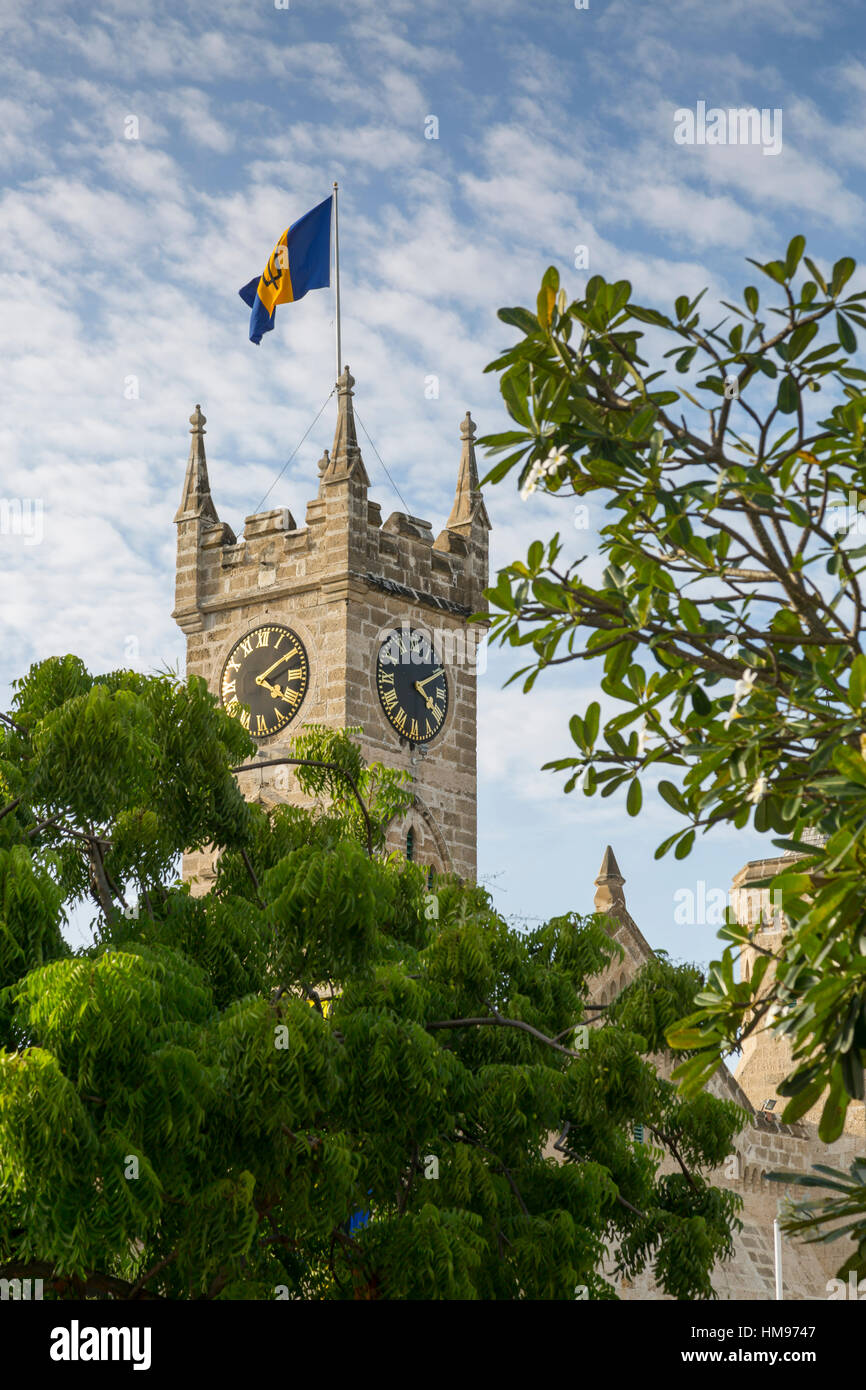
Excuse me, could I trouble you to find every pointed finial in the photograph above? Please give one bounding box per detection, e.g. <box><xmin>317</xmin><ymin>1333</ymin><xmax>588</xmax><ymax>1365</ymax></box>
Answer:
<box><xmin>594</xmin><ymin>845</ymin><xmax>626</xmax><ymax>913</ymax></box>
<box><xmin>447</xmin><ymin>407</ymin><xmax>491</xmax><ymax>533</ymax></box>
<box><xmin>321</xmin><ymin>364</ymin><xmax>369</xmax><ymax>486</ymax></box>
<box><xmin>175</xmin><ymin>402</ymin><xmax>218</xmax><ymax>523</ymax></box>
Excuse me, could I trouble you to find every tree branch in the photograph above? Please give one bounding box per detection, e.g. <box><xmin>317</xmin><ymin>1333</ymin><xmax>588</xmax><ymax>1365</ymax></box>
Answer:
<box><xmin>425</xmin><ymin>1009</ymin><xmax>585</xmax><ymax>1058</ymax></box>
<box><xmin>232</xmin><ymin>757</ymin><xmax>374</xmax><ymax>855</ymax></box>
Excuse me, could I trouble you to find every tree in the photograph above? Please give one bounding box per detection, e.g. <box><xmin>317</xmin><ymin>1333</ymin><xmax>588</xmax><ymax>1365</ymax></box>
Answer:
<box><xmin>478</xmin><ymin>241</ymin><xmax>866</xmax><ymax>1273</ymax></box>
<box><xmin>0</xmin><ymin>657</ymin><xmax>742</xmax><ymax>1299</ymax></box>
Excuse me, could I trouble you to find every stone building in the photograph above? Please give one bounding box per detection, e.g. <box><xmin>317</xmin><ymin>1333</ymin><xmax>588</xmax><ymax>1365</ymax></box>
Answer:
<box><xmin>172</xmin><ymin>368</ymin><xmax>489</xmax><ymax>889</ymax></box>
<box><xmin>591</xmin><ymin>846</ymin><xmax>863</xmax><ymax>1300</ymax></box>
<box><xmin>732</xmin><ymin>834</ymin><xmax>864</xmax><ymax>1139</ymax></box>
<box><xmin>170</xmin><ymin>374</ymin><xmax>860</xmax><ymax>1299</ymax></box>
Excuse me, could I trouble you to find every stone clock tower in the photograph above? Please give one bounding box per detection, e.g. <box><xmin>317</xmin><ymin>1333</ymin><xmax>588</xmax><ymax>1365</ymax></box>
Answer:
<box><xmin>172</xmin><ymin>368</ymin><xmax>489</xmax><ymax>893</ymax></box>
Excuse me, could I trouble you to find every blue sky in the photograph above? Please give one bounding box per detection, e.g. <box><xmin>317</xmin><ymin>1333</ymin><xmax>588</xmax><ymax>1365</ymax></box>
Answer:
<box><xmin>2</xmin><ymin>0</ymin><xmax>865</xmax><ymax>958</ymax></box>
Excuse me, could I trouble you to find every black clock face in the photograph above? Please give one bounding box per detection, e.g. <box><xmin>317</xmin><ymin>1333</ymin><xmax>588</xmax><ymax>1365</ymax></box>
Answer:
<box><xmin>376</xmin><ymin>627</ymin><xmax>449</xmax><ymax>744</ymax></box>
<box><xmin>220</xmin><ymin>624</ymin><xmax>309</xmax><ymax>739</ymax></box>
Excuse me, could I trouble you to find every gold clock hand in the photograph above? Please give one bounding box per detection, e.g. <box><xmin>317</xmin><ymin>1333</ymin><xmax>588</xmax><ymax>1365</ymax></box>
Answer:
<box><xmin>257</xmin><ymin>678</ymin><xmax>282</xmax><ymax>698</ymax></box>
<box><xmin>257</xmin><ymin>652</ymin><xmax>299</xmax><ymax>683</ymax></box>
<box><xmin>415</xmin><ymin>668</ymin><xmax>445</xmax><ymax>691</ymax></box>
<box><xmin>412</xmin><ymin>683</ymin><xmax>435</xmax><ymax>710</ymax></box>
<box><xmin>256</xmin><ymin>664</ymin><xmax>303</xmax><ymax>688</ymax></box>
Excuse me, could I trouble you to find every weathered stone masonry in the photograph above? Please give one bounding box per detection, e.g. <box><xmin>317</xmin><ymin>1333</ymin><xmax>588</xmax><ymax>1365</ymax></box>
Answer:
<box><xmin>172</xmin><ymin>367</ymin><xmax>489</xmax><ymax>890</ymax></box>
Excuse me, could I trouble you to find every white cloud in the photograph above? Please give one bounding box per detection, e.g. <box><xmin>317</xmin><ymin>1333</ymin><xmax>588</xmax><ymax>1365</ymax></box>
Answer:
<box><xmin>0</xmin><ymin>0</ymin><xmax>855</xmax><ymax>960</ymax></box>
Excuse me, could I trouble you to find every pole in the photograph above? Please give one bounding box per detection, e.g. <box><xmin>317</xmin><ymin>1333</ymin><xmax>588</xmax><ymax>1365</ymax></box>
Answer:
<box><xmin>773</xmin><ymin>1214</ymin><xmax>783</xmax><ymax>1300</ymax></box>
<box><xmin>333</xmin><ymin>180</ymin><xmax>341</xmax><ymax>382</ymax></box>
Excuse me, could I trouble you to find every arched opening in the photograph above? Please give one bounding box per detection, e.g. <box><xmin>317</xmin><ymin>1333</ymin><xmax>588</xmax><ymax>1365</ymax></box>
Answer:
<box><xmin>406</xmin><ymin>827</ymin><xmax>415</xmax><ymax>862</ymax></box>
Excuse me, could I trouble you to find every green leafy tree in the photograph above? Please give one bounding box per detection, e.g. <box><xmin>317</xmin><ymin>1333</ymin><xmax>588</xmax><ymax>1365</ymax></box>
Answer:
<box><xmin>0</xmin><ymin>657</ymin><xmax>742</xmax><ymax>1299</ymax></box>
<box><xmin>478</xmin><ymin>241</ymin><xmax>866</xmax><ymax>1272</ymax></box>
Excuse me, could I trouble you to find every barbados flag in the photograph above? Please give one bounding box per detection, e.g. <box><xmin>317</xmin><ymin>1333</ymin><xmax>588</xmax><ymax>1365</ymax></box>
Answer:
<box><xmin>239</xmin><ymin>196</ymin><xmax>332</xmax><ymax>345</ymax></box>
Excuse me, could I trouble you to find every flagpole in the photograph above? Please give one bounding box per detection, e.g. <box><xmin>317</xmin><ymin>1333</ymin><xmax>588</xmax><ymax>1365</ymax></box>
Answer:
<box><xmin>333</xmin><ymin>181</ymin><xmax>341</xmax><ymax>382</ymax></box>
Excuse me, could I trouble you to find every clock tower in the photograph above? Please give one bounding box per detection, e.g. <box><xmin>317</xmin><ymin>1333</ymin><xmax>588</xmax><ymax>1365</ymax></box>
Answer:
<box><xmin>172</xmin><ymin>367</ymin><xmax>489</xmax><ymax>892</ymax></box>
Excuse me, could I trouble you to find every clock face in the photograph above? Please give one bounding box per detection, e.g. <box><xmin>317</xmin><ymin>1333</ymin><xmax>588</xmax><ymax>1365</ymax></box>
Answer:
<box><xmin>376</xmin><ymin>627</ymin><xmax>449</xmax><ymax>744</ymax></box>
<box><xmin>220</xmin><ymin>624</ymin><xmax>309</xmax><ymax>739</ymax></box>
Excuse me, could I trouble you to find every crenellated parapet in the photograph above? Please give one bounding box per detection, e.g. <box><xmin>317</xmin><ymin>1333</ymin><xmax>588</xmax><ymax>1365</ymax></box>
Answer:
<box><xmin>172</xmin><ymin>370</ymin><xmax>489</xmax><ymax>633</ymax></box>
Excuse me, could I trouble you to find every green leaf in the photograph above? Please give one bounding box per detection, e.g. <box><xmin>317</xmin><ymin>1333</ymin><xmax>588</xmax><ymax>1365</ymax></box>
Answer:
<box><xmin>500</xmin><ymin>374</ymin><xmax>533</xmax><ymax>430</ymax></box>
<box><xmin>818</xmin><ymin>1076</ymin><xmax>846</xmax><ymax>1144</ymax></box>
<box><xmin>762</xmin><ymin>260</ymin><xmax>788</xmax><ymax>284</ymax></box>
<box><xmin>831</xmin><ymin>257</ymin><xmax>856</xmax><ymax>296</ymax></box>
<box><xmin>803</xmin><ymin>256</ymin><xmax>827</xmax><ymax>293</ymax></box>
<box><xmin>777</xmin><ymin>375</ymin><xmax>799</xmax><ymax>414</ymax></box>
<box><xmin>849</xmin><ymin>654</ymin><xmax>866</xmax><ymax>709</ymax></box>
<box><xmin>744</xmin><ymin>285</ymin><xmax>759</xmax><ymax>315</ymax></box>
<box><xmin>836</xmin><ymin>312</ymin><xmax>857</xmax><ymax>354</ymax></box>
<box><xmin>584</xmin><ymin>701</ymin><xmax>600</xmax><ymax>745</ymax></box>
<box><xmin>627</xmin><ymin>779</ymin><xmax>642</xmax><ymax>816</ymax></box>
<box><xmin>787</xmin><ymin>320</ymin><xmax>818</xmax><ymax>359</ymax></box>
<box><xmin>674</xmin><ymin>829</ymin><xmax>695</xmax><ymax>860</ymax></box>
<box><xmin>785</xmin><ymin>236</ymin><xmax>806</xmax><ymax>278</ymax></box>
<box><xmin>537</xmin><ymin>266</ymin><xmax>560</xmax><ymax>328</ymax></box>
<box><xmin>781</xmin><ymin>1078</ymin><xmax>826</xmax><ymax>1124</ymax></box>
<box><xmin>497</xmin><ymin>307</ymin><xmax>540</xmax><ymax>335</ymax></box>
<box><xmin>658</xmin><ymin>781</ymin><xmax>687</xmax><ymax>815</ymax></box>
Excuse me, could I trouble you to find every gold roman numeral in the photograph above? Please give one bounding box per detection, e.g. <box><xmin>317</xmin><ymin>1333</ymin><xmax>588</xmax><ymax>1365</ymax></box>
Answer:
<box><xmin>382</xmin><ymin>689</ymin><xmax>398</xmax><ymax>711</ymax></box>
<box><xmin>409</xmin><ymin>718</ymin><xmax>419</xmax><ymax>740</ymax></box>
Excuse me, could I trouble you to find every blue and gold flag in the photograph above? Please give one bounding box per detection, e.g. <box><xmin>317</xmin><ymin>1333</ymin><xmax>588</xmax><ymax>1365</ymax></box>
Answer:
<box><xmin>239</xmin><ymin>196</ymin><xmax>332</xmax><ymax>345</ymax></box>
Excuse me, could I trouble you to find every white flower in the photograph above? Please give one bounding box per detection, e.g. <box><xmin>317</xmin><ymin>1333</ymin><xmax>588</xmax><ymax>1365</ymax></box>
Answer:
<box><xmin>733</xmin><ymin>668</ymin><xmax>757</xmax><ymax>703</ymax></box>
<box><xmin>519</xmin><ymin>459</ymin><xmax>544</xmax><ymax>500</ymax></box>
<box><xmin>520</xmin><ymin>449</ymin><xmax>569</xmax><ymax>500</ymax></box>
<box><xmin>746</xmin><ymin>774</ymin><xmax>768</xmax><ymax>804</ymax></box>
<box><xmin>724</xmin><ymin>668</ymin><xmax>757</xmax><ymax>729</ymax></box>
<box><xmin>542</xmin><ymin>448</ymin><xmax>568</xmax><ymax>477</ymax></box>
<box><xmin>637</xmin><ymin>719</ymin><xmax>649</xmax><ymax>755</ymax></box>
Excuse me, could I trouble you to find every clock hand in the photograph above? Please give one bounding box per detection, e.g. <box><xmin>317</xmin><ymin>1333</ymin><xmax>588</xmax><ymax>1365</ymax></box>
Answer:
<box><xmin>256</xmin><ymin>652</ymin><xmax>299</xmax><ymax>683</ymax></box>
<box><xmin>256</xmin><ymin>664</ymin><xmax>303</xmax><ymax>689</ymax></box>
<box><xmin>257</xmin><ymin>678</ymin><xmax>283</xmax><ymax>698</ymax></box>
<box><xmin>414</xmin><ymin>668</ymin><xmax>444</xmax><ymax>691</ymax></box>
<box><xmin>413</xmin><ymin>683</ymin><xmax>435</xmax><ymax>710</ymax></box>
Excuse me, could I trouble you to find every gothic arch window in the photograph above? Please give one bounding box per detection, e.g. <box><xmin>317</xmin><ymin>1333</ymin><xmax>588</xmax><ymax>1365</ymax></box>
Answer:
<box><xmin>385</xmin><ymin>796</ymin><xmax>452</xmax><ymax>877</ymax></box>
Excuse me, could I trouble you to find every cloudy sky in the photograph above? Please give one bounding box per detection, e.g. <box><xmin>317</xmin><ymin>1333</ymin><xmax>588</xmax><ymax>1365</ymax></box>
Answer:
<box><xmin>1</xmin><ymin>0</ymin><xmax>863</xmax><ymax>958</ymax></box>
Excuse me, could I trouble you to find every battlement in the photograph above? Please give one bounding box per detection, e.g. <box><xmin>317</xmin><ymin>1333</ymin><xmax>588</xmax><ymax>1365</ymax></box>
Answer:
<box><xmin>172</xmin><ymin>372</ymin><xmax>490</xmax><ymax>634</ymax></box>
